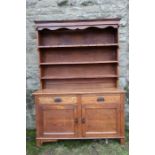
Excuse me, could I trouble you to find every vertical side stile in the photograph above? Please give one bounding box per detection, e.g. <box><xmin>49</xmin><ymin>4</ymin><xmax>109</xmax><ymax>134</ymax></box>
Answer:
<box><xmin>77</xmin><ymin>95</ymin><xmax>82</xmax><ymax>137</ymax></box>
<box><xmin>120</xmin><ymin>93</ymin><xmax>125</xmax><ymax>138</ymax></box>
<box><xmin>81</xmin><ymin>105</ymin><xmax>86</xmax><ymax>137</ymax></box>
<box><xmin>36</xmin><ymin>30</ymin><xmax>43</xmax><ymax>89</ymax></box>
<box><xmin>116</xmin><ymin>25</ymin><xmax>120</xmax><ymax>88</ymax></box>
<box><xmin>73</xmin><ymin>104</ymin><xmax>78</xmax><ymax>137</ymax></box>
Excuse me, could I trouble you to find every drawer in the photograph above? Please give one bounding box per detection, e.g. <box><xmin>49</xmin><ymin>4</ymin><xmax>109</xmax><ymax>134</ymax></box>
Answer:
<box><xmin>37</xmin><ymin>95</ymin><xmax>77</xmax><ymax>104</ymax></box>
<box><xmin>81</xmin><ymin>94</ymin><xmax>120</xmax><ymax>104</ymax></box>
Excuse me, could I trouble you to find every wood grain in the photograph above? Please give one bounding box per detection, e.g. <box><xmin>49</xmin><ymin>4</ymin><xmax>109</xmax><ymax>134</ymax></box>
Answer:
<box><xmin>37</xmin><ymin>95</ymin><xmax>77</xmax><ymax>104</ymax></box>
<box><xmin>39</xmin><ymin>104</ymin><xmax>78</xmax><ymax>138</ymax></box>
<box><xmin>33</xmin><ymin>19</ymin><xmax>125</xmax><ymax>146</ymax></box>
<box><xmin>81</xmin><ymin>94</ymin><xmax>120</xmax><ymax>104</ymax></box>
<box><xmin>82</xmin><ymin>104</ymin><xmax>120</xmax><ymax>137</ymax></box>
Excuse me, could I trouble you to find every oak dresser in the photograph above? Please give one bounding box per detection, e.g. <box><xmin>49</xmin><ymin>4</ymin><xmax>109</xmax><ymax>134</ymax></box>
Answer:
<box><xmin>33</xmin><ymin>19</ymin><xmax>125</xmax><ymax>146</ymax></box>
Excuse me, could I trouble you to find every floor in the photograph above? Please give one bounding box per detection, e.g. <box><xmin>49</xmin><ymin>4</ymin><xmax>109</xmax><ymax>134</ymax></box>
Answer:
<box><xmin>26</xmin><ymin>130</ymin><xmax>129</xmax><ymax>155</ymax></box>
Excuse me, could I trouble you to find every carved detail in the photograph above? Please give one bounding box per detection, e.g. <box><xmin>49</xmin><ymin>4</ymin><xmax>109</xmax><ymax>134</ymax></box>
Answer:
<box><xmin>37</xmin><ymin>25</ymin><xmax>118</xmax><ymax>31</ymax></box>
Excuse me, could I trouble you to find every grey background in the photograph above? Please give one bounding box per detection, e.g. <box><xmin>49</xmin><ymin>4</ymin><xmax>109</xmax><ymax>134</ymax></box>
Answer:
<box><xmin>26</xmin><ymin>0</ymin><xmax>129</xmax><ymax>129</ymax></box>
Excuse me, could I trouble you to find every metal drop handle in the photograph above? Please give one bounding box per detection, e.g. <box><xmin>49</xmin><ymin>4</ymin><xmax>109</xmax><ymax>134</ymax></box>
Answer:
<box><xmin>97</xmin><ymin>96</ymin><xmax>105</xmax><ymax>102</ymax></box>
<box><xmin>81</xmin><ymin>118</ymin><xmax>85</xmax><ymax>124</ymax></box>
<box><xmin>74</xmin><ymin>118</ymin><xmax>78</xmax><ymax>124</ymax></box>
<box><xmin>54</xmin><ymin>97</ymin><xmax>62</xmax><ymax>103</ymax></box>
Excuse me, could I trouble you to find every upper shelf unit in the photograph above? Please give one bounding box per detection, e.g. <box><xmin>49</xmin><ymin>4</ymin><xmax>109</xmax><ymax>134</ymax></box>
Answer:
<box><xmin>35</xmin><ymin>19</ymin><xmax>120</xmax><ymax>89</ymax></box>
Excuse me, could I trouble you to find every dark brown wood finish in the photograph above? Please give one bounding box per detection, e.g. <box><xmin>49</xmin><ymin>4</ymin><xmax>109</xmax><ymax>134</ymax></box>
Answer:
<box><xmin>33</xmin><ymin>19</ymin><xmax>125</xmax><ymax>146</ymax></box>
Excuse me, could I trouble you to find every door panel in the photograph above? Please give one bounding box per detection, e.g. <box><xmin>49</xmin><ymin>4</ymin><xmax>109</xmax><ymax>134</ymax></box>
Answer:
<box><xmin>39</xmin><ymin>104</ymin><xmax>78</xmax><ymax>138</ymax></box>
<box><xmin>82</xmin><ymin>104</ymin><xmax>120</xmax><ymax>137</ymax></box>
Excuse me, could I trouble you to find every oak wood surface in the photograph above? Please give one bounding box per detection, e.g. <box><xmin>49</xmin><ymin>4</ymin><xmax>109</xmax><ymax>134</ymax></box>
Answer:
<box><xmin>40</xmin><ymin>46</ymin><xmax>117</xmax><ymax>63</ymax></box>
<box><xmin>81</xmin><ymin>94</ymin><xmax>121</xmax><ymax>104</ymax></box>
<box><xmin>39</xmin><ymin>28</ymin><xmax>117</xmax><ymax>46</ymax></box>
<box><xmin>38</xmin><ymin>104</ymin><xmax>78</xmax><ymax>138</ymax></box>
<box><xmin>33</xmin><ymin>87</ymin><xmax>125</xmax><ymax>95</ymax></box>
<box><xmin>43</xmin><ymin>78</ymin><xmax>117</xmax><ymax>89</ymax></box>
<box><xmin>81</xmin><ymin>103</ymin><xmax>121</xmax><ymax>137</ymax></box>
<box><xmin>38</xmin><ymin>43</ymin><xmax>118</xmax><ymax>48</ymax></box>
<box><xmin>33</xmin><ymin>19</ymin><xmax>125</xmax><ymax>146</ymax></box>
<box><xmin>37</xmin><ymin>95</ymin><xmax>77</xmax><ymax>104</ymax></box>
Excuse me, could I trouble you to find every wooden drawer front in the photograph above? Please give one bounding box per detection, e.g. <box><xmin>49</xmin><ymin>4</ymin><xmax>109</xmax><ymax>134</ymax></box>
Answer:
<box><xmin>38</xmin><ymin>96</ymin><xmax>77</xmax><ymax>104</ymax></box>
<box><xmin>81</xmin><ymin>94</ymin><xmax>120</xmax><ymax>104</ymax></box>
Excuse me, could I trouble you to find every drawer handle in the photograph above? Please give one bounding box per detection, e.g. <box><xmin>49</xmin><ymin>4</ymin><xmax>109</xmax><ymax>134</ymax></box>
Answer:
<box><xmin>54</xmin><ymin>97</ymin><xmax>62</xmax><ymax>103</ymax></box>
<box><xmin>74</xmin><ymin>118</ymin><xmax>78</xmax><ymax>124</ymax></box>
<box><xmin>81</xmin><ymin>118</ymin><xmax>85</xmax><ymax>124</ymax></box>
<box><xmin>97</xmin><ymin>96</ymin><xmax>105</xmax><ymax>102</ymax></box>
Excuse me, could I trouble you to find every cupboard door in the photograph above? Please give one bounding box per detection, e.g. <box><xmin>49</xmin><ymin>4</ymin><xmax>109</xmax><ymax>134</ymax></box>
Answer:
<box><xmin>38</xmin><ymin>104</ymin><xmax>78</xmax><ymax>138</ymax></box>
<box><xmin>81</xmin><ymin>103</ymin><xmax>121</xmax><ymax>137</ymax></box>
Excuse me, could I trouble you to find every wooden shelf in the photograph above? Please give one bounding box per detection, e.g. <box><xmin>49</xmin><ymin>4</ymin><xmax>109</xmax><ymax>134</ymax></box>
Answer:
<box><xmin>41</xmin><ymin>75</ymin><xmax>118</xmax><ymax>80</ymax></box>
<box><xmin>33</xmin><ymin>87</ymin><xmax>125</xmax><ymax>95</ymax></box>
<box><xmin>40</xmin><ymin>61</ymin><xmax>118</xmax><ymax>65</ymax></box>
<box><xmin>38</xmin><ymin>43</ymin><xmax>118</xmax><ymax>49</ymax></box>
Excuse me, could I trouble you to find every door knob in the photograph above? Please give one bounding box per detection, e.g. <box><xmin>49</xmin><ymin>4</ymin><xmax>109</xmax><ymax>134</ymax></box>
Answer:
<box><xmin>74</xmin><ymin>118</ymin><xmax>78</xmax><ymax>124</ymax></box>
<box><xmin>81</xmin><ymin>118</ymin><xmax>85</xmax><ymax>124</ymax></box>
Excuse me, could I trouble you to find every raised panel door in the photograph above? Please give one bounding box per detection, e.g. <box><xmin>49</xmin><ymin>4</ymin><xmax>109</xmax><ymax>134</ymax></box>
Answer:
<box><xmin>38</xmin><ymin>104</ymin><xmax>78</xmax><ymax>138</ymax></box>
<box><xmin>81</xmin><ymin>103</ymin><xmax>121</xmax><ymax>138</ymax></box>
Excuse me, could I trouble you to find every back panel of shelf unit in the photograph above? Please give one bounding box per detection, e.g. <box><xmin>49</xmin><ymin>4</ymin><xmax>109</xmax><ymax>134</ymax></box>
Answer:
<box><xmin>38</xmin><ymin>27</ymin><xmax>119</xmax><ymax>89</ymax></box>
<box><xmin>38</xmin><ymin>27</ymin><xmax>117</xmax><ymax>46</ymax></box>
<box><xmin>41</xmin><ymin>64</ymin><xmax>117</xmax><ymax>77</ymax></box>
<box><xmin>43</xmin><ymin>78</ymin><xmax>117</xmax><ymax>89</ymax></box>
<box><xmin>40</xmin><ymin>47</ymin><xmax>117</xmax><ymax>63</ymax></box>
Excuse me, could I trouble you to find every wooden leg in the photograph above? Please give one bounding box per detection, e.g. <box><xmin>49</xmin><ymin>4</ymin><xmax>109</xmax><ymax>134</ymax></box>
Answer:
<box><xmin>105</xmin><ymin>139</ymin><xmax>109</xmax><ymax>144</ymax></box>
<box><xmin>36</xmin><ymin>139</ymin><xmax>42</xmax><ymax>147</ymax></box>
<box><xmin>120</xmin><ymin>138</ymin><xmax>125</xmax><ymax>144</ymax></box>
